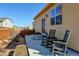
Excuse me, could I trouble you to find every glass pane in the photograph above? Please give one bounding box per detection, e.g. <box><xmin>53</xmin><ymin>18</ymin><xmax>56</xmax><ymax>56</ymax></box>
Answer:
<box><xmin>51</xmin><ymin>17</ymin><xmax>55</xmax><ymax>25</ymax></box>
<box><xmin>51</xmin><ymin>9</ymin><xmax>56</xmax><ymax>17</ymax></box>
<box><xmin>56</xmin><ymin>15</ymin><xmax>62</xmax><ymax>25</ymax></box>
<box><xmin>56</xmin><ymin>4</ymin><xmax>62</xmax><ymax>15</ymax></box>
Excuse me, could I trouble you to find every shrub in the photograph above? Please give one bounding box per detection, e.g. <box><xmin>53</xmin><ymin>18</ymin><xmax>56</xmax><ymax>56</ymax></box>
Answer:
<box><xmin>19</xmin><ymin>29</ymin><xmax>35</xmax><ymax>37</ymax></box>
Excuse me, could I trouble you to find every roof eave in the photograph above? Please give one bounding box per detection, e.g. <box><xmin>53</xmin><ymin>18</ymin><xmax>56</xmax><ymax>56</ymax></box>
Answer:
<box><xmin>34</xmin><ymin>3</ymin><xmax>56</xmax><ymax>20</ymax></box>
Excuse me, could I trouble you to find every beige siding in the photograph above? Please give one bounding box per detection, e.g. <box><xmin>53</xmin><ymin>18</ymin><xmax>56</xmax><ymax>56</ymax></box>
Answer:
<box><xmin>50</xmin><ymin>3</ymin><xmax>79</xmax><ymax>51</ymax></box>
<box><xmin>62</xmin><ymin>3</ymin><xmax>79</xmax><ymax>51</ymax></box>
<box><xmin>34</xmin><ymin>3</ymin><xmax>79</xmax><ymax>51</ymax></box>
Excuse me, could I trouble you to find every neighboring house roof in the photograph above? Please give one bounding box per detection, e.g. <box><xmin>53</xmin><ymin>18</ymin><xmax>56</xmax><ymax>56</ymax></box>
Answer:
<box><xmin>34</xmin><ymin>3</ymin><xmax>56</xmax><ymax>20</ymax></box>
<box><xmin>0</xmin><ymin>17</ymin><xmax>13</xmax><ymax>23</ymax></box>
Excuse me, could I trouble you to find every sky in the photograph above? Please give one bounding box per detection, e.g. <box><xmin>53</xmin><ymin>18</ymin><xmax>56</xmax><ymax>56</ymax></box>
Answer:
<box><xmin>0</xmin><ymin>3</ymin><xmax>47</xmax><ymax>27</ymax></box>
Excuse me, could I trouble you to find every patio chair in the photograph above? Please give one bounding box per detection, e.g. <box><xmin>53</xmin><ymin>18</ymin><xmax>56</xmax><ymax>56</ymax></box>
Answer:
<box><xmin>41</xmin><ymin>30</ymin><xmax>56</xmax><ymax>47</ymax></box>
<box><xmin>41</xmin><ymin>31</ymin><xmax>48</xmax><ymax>46</ymax></box>
<box><xmin>52</xmin><ymin>30</ymin><xmax>71</xmax><ymax>56</ymax></box>
<box><xmin>46</xmin><ymin>30</ymin><xmax>56</xmax><ymax>48</ymax></box>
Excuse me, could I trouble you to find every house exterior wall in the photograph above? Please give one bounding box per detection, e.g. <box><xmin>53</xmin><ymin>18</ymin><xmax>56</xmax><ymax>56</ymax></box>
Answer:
<box><xmin>34</xmin><ymin>4</ymin><xmax>58</xmax><ymax>33</ymax></box>
<box><xmin>2</xmin><ymin>19</ymin><xmax>13</xmax><ymax>28</ymax></box>
<box><xmin>62</xmin><ymin>3</ymin><xmax>79</xmax><ymax>51</ymax></box>
<box><xmin>0</xmin><ymin>22</ymin><xmax>3</xmax><ymax>27</ymax></box>
<box><xmin>34</xmin><ymin>16</ymin><xmax>42</xmax><ymax>33</ymax></box>
<box><xmin>34</xmin><ymin>8</ymin><xmax>53</xmax><ymax>33</ymax></box>
<box><xmin>34</xmin><ymin>3</ymin><xmax>79</xmax><ymax>51</ymax></box>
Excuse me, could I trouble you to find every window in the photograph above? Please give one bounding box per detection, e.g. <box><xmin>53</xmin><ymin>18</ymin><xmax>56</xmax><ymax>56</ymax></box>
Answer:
<box><xmin>51</xmin><ymin>9</ymin><xmax>56</xmax><ymax>17</ymax></box>
<box><xmin>56</xmin><ymin>15</ymin><xmax>62</xmax><ymax>24</ymax></box>
<box><xmin>51</xmin><ymin>17</ymin><xmax>55</xmax><ymax>25</ymax></box>
<box><xmin>51</xmin><ymin>4</ymin><xmax>62</xmax><ymax>25</ymax></box>
<box><xmin>56</xmin><ymin>4</ymin><xmax>62</xmax><ymax>15</ymax></box>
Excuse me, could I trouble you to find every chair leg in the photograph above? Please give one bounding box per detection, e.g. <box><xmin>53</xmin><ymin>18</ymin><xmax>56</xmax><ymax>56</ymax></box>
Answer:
<box><xmin>51</xmin><ymin>44</ymin><xmax>56</xmax><ymax>55</ymax></box>
<box><xmin>64</xmin><ymin>48</ymin><xmax>67</xmax><ymax>56</ymax></box>
<box><xmin>49</xmin><ymin>45</ymin><xmax>53</xmax><ymax>51</ymax></box>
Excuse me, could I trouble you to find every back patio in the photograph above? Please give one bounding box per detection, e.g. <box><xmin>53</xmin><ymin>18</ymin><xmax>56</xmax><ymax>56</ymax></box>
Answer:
<box><xmin>25</xmin><ymin>35</ymin><xmax>79</xmax><ymax>56</ymax></box>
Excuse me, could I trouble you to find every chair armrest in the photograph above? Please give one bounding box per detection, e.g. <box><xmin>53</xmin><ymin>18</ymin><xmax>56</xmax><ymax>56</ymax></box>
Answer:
<box><xmin>53</xmin><ymin>37</ymin><xmax>58</xmax><ymax>41</ymax></box>
<box><xmin>53</xmin><ymin>41</ymin><xmax>67</xmax><ymax>45</ymax></box>
<box><xmin>53</xmin><ymin>37</ymin><xmax>64</xmax><ymax>42</ymax></box>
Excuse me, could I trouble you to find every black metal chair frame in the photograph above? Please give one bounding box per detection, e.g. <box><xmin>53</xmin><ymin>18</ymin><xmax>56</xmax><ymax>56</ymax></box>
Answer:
<box><xmin>41</xmin><ymin>30</ymin><xmax>56</xmax><ymax>48</ymax></box>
